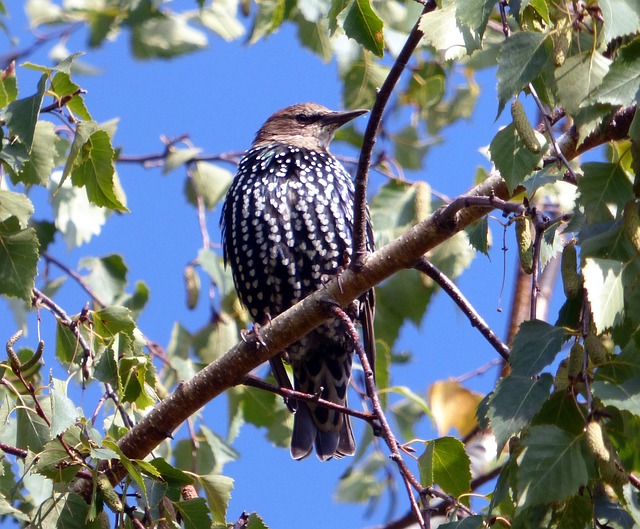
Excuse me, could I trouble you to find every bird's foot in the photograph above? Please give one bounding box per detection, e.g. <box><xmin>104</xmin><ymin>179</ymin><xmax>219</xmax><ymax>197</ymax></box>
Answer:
<box><xmin>240</xmin><ymin>322</ymin><xmax>268</xmax><ymax>349</ymax></box>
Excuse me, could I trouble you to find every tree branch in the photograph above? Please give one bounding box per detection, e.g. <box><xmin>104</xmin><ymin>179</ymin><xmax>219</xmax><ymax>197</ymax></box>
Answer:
<box><xmin>413</xmin><ymin>257</ymin><xmax>510</xmax><ymax>360</ymax></box>
<box><xmin>351</xmin><ymin>0</ymin><xmax>437</xmax><ymax>268</ymax></box>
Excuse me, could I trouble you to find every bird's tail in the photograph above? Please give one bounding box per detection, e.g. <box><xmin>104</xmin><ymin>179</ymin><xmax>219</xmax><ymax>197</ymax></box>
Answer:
<box><xmin>289</xmin><ymin>336</ymin><xmax>355</xmax><ymax>461</ymax></box>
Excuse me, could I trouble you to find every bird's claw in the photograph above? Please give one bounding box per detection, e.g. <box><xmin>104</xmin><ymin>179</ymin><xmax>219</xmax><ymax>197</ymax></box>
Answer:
<box><xmin>241</xmin><ymin>323</ymin><xmax>267</xmax><ymax>349</ymax></box>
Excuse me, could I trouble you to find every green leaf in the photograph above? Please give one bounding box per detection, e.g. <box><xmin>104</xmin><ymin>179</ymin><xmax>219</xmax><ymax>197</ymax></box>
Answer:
<box><xmin>185</xmin><ymin>161</ymin><xmax>233</xmax><ymax>210</ymax></box>
<box><xmin>420</xmin><ymin>2</ymin><xmax>470</xmax><ymax>61</ymax></box>
<box><xmin>198</xmin><ymin>248</ymin><xmax>236</xmax><ymax>298</ymax></box>
<box><xmin>438</xmin><ymin>516</ymin><xmax>485</xmax><ymax>529</ymax></box>
<box><xmin>509</xmin><ymin>320</ymin><xmax>566</xmax><ymax>376</ymax></box>
<box><xmin>295</xmin><ymin>15</ymin><xmax>333</xmax><ymax>62</ymax></box>
<box><xmin>393</xmin><ymin>126</ymin><xmax>431</xmax><ymax>170</ymax></box>
<box><xmin>16</xmin><ymin>121</ymin><xmax>60</xmax><ymax>186</ymax></box>
<box><xmin>4</xmin><ymin>74</ymin><xmax>46</xmax><ymax>152</ymax></box>
<box><xmin>490</xmin><ymin>122</ymin><xmax>545</xmax><ymax>193</ymax></box>
<box><xmin>375</xmin><ymin>269</ymin><xmax>431</xmax><ymax>348</ymax></box>
<box><xmin>598</xmin><ymin>0</ymin><xmax>640</xmax><ymax>43</ymax></box>
<box><xmin>580</xmin><ymin>162</ymin><xmax>634</xmax><ymax>224</ymax></box>
<box><xmin>0</xmin><ymin>190</ymin><xmax>34</xmax><ymax>227</ymax></box>
<box><xmin>554</xmin><ymin>494</ymin><xmax>593</xmax><ymax>529</ymax></box>
<box><xmin>198</xmin><ymin>3</ymin><xmax>245</xmax><ymax>42</ymax></box>
<box><xmin>50</xmin><ymin>71</ymin><xmax>92</xmax><ymax>121</ymax></box>
<box><xmin>192</xmin><ymin>317</ymin><xmax>241</xmax><ymax>365</ymax></box>
<box><xmin>163</xmin><ymin>146</ymin><xmax>201</xmax><ymax>174</ymax></box>
<box><xmin>197</xmin><ymin>474</ymin><xmax>234</xmax><ymax>523</ymax></box>
<box><xmin>249</xmin><ymin>0</ymin><xmax>286</xmax><ymax>43</ymax></box>
<box><xmin>93</xmin><ymin>346</ymin><xmax>118</xmax><ymax>385</ymax></box>
<box><xmin>172</xmin><ymin>498</ymin><xmax>212</xmax><ymax>529</ymax></box>
<box><xmin>70</xmin><ymin>129</ymin><xmax>128</xmax><ymax>212</ymax></box>
<box><xmin>132</xmin><ymin>14</ymin><xmax>208</xmax><ymax>59</ymax></box>
<box><xmin>16</xmin><ymin>405</ymin><xmax>51</xmax><ymax>453</ymax></box>
<box><xmin>246</xmin><ymin>512</ymin><xmax>269</xmax><ymax>529</ymax></box>
<box><xmin>554</xmin><ymin>51</ymin><xmax>611</xmax><ymax>115</ymax></box>
<box><xmin>593</xmin><ymin>377</ymin><xmax>640</xmax><ymax>415</ymax></box>
<box><xmin>102</xmin><ymin>439</ymin><xmax>147</xmax><ymax>496</ymax></box>
<box><xmin>334</xmin><ymin>452</ymin><xmax>386</xmax><ymax>502</ymax></box>
<box><xmin>370</xmin><ymin>180</ymin><xmax>420</xmax><ymax>246</ymax></box>
<box><xmin>583</xmin><ymin>258</ymin><xmax>625</xmax><ymax>332</ymax></box>
<box><xmin>465</xmin><ymin>216</ymin><xmax>490</xmax><ymax>256</ymax></box>
<box><xmin>119</xmin><ymin>355</ymin><xmax>154</xmax><ymax>407</ymax></box>
<box><xmin>240</xmin><ymin>385</ymin><xmax>292</xmax><ymax>448</ymax></box>
<box><xmin>454</xmin><ymin>0</ymin><xmax>496</xmax><ymax>39</ymax></box>
<box><xmin>496</xmin><ymin>32</ymin><xmax>551</xmax><ymax>117</ymax></box>
<box><xmin>50</xmin><ymin>385</ymin><xmax>79</xmax><ymax>437</ymax></box>
<box><xmin>51</xmin><ymin>169</ymin><xmax>108</xmax><ymax>250</ymax></box>
<box><xmin>342</xmin><ymin>57</ymin><xmax>390</xmax><ymax>110</ymax></box>
<box><xmin>31</xmin><ymin>492</ymin><xmax>103</xmax><ymax>529</ymax></box>
<box><xmin>589</xmin><ymin>40</ymin><xmax>640</xmax><ymax>107</ymax></box>
<box><xmin>147</xmin><ymin>458</ymin><xmax>193</xmax><ymax>485</ymax></box>
<box><xmin>487</xmin><ymin>374</ymin><xmax>553</xmax><ymax>452</ymax></box>
<box><xmin>61</xmin><ymin>120</ymin><xmax>97</xmax><ymax>185</ymax></box>
<box><xmin>418</xmin><ymin>437</ymin><xmax>471</xmax><ymax>499</ymax></box>
<box><xmin>343</xmin><ymin>0</ymin><xmax>384</xmax><ymax>58</ymax></box>
<box><xmin>79</xmin><ymin>254</ymin><xmax>127</xmax><ymax>306</ymax></box>
<box><xmin>92</xmin><ymin>306</ymin><xmax>136</xmax><ymax>339</ymax></box>
<box><xmin>34</xmin><ymin>438</ymin><xmax>81</xmax><ymax>482</ymax></box>
<box><xmin>0</xmin><ymin>67</ymin><xmax>18</xmax><ymax>108</ymax></box>
<box><xmin>0</xmin><ymin>493</ymin><xmax>29</xmax><ymax>522</ymax></box>
<box><xmin>516</xmin><ymin>425</ymin><xmax>590</xmax><ymax>507</ymax></box>
<box><xmin>0</xmin><ymin>218</ymin><xmax>39</xmax><ymax>301</ymax></box>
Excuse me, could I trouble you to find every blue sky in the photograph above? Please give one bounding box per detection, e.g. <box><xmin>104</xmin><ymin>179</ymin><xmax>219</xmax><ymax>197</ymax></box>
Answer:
<box><xmin>0</xmin><ymin>4</ymin><xmax>556</xmax><ymax>527</ymax></box>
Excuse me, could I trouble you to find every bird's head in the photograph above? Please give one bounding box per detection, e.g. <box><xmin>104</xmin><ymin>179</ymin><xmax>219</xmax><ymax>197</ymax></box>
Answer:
<box><xmin>252</xmin><ymin>102</ymin><xmax>368</xmax><ymax>152</ymax></box>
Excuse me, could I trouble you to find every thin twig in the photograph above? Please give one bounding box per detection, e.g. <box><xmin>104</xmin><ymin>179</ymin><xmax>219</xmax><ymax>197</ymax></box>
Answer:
<box><xmin>413</xmin><ymin>258</ymin><xmax>510</xmax><ymax>360</ymax></box>
<box><xmin>32</xmin><ymin>289</ymin><xmax>135</xmax><ymax>428</ymax></box>
<box><xmin>327</xmin><ymin>305</ymin><xmax>427</xmax><ymax>528</ymax></box>
<box><xmin>352</xmin><ymin>0</ymin><xmax>438</xmax><ymax>268</ymax></box>
<box><xmin>241</xmin><ymin>374</ymin><xmax>377</xmax><ymax>423</ymax></box>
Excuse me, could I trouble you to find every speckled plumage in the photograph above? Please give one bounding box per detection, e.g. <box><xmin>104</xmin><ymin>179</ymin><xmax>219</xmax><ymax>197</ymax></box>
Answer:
<box><xmin>221</xmin><ymin>103</ymin><xmax>375</xmax><ymax>460</ymax></box>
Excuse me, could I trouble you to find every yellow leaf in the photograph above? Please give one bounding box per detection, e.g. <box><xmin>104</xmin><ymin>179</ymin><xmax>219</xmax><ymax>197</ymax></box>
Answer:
<box><xmin>428</xmin><ymin>380</ymin><xmax>482</xmax><ymax>437</ymax></box>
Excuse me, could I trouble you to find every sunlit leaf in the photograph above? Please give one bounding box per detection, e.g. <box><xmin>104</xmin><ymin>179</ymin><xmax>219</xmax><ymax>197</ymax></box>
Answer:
<box><xmin>343</xmin><ymin>0</ymin><xmax>384</xmax><ymax>57</ymax></box>
<box><xmin>428</xmin><ymin>380</ymin><xmax>482</xmax><ymax>437</ymax></box>
<box><xmin>598</xmin><ymin>0</ymin><xmax>640</xmax><ymax>43</ymax></box>
<box><xmin>172</xmin><ymin>498</ymin><xmax>212</xmax><ymax>529</ymax></box>
<box><xmin>419</xmin><ymin>436</ymin><xmax>471</xmax><ymax>499</ymax></box>
<box><xmin>132</xmin><ymin>14</ymin><xmax>208</xmax><ymax>59</ymax></box>
<box><xmin>589</xmin><ymin>40</ymin><xmax>640</xmax><ymax>107</ymax></box>
<box><xmin>197</xmin><ymin>474</ymin><xmax>234</xmax><ymax>523</ymax></box>
<box><xmin>583</xmin><ymin>258</ymin><xmax>625</xmax><ymax>332</ymax></box>
<box><xmin>555</xmin><ymin>51</ymin><xmax>611</xmax><ymax>114</ymax></box>
<box><xmin>17</xmin><ymin>121</ymin><xmax>60</xmax><ymax>186</ymax></box>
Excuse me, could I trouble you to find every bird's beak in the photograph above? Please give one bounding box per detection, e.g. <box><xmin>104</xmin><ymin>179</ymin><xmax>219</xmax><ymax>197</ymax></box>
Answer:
<box><xmin>321</xmin><ymin>108</ymin><xmax>369</xmax><ymax>127</ymax></box>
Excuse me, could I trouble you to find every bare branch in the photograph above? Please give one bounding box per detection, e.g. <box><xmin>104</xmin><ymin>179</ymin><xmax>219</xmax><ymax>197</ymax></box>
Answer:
<box><xmin>413</xmin><ymin>258</ymin><xmax>510</xmax><ymax>360</ymax></box>
<box><xmin>352</xmin><ymin>0</ymin><xmax>437</xmax><ymax>268</ymax></box>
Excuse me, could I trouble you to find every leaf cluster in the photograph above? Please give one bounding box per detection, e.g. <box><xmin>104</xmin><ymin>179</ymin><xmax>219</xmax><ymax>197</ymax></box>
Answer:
<box><xmin>0</xmin><ymin>0</ymin><xmax>639</xmax><ymax>528</ymax></box>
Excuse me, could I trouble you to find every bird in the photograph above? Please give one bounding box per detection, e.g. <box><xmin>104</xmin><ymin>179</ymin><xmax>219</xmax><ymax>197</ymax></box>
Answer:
<box><xmin>220</xmin><ymin>102</ymin><xmax>375</xmax><ymax>461</ymax></box>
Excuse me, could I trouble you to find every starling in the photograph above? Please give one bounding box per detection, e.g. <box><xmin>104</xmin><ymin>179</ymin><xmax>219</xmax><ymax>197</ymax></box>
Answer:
<box><xmin>221</xmin><ymin>102</ymin><xmax>375</xmax><ymax>461</ymax></box>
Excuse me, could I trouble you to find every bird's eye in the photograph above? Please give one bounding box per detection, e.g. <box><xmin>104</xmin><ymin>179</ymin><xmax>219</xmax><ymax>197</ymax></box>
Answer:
<box><xmin>295</xmin><ymin>113</ymin><xmax>315</xmax><ymax>124</ymax></box>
